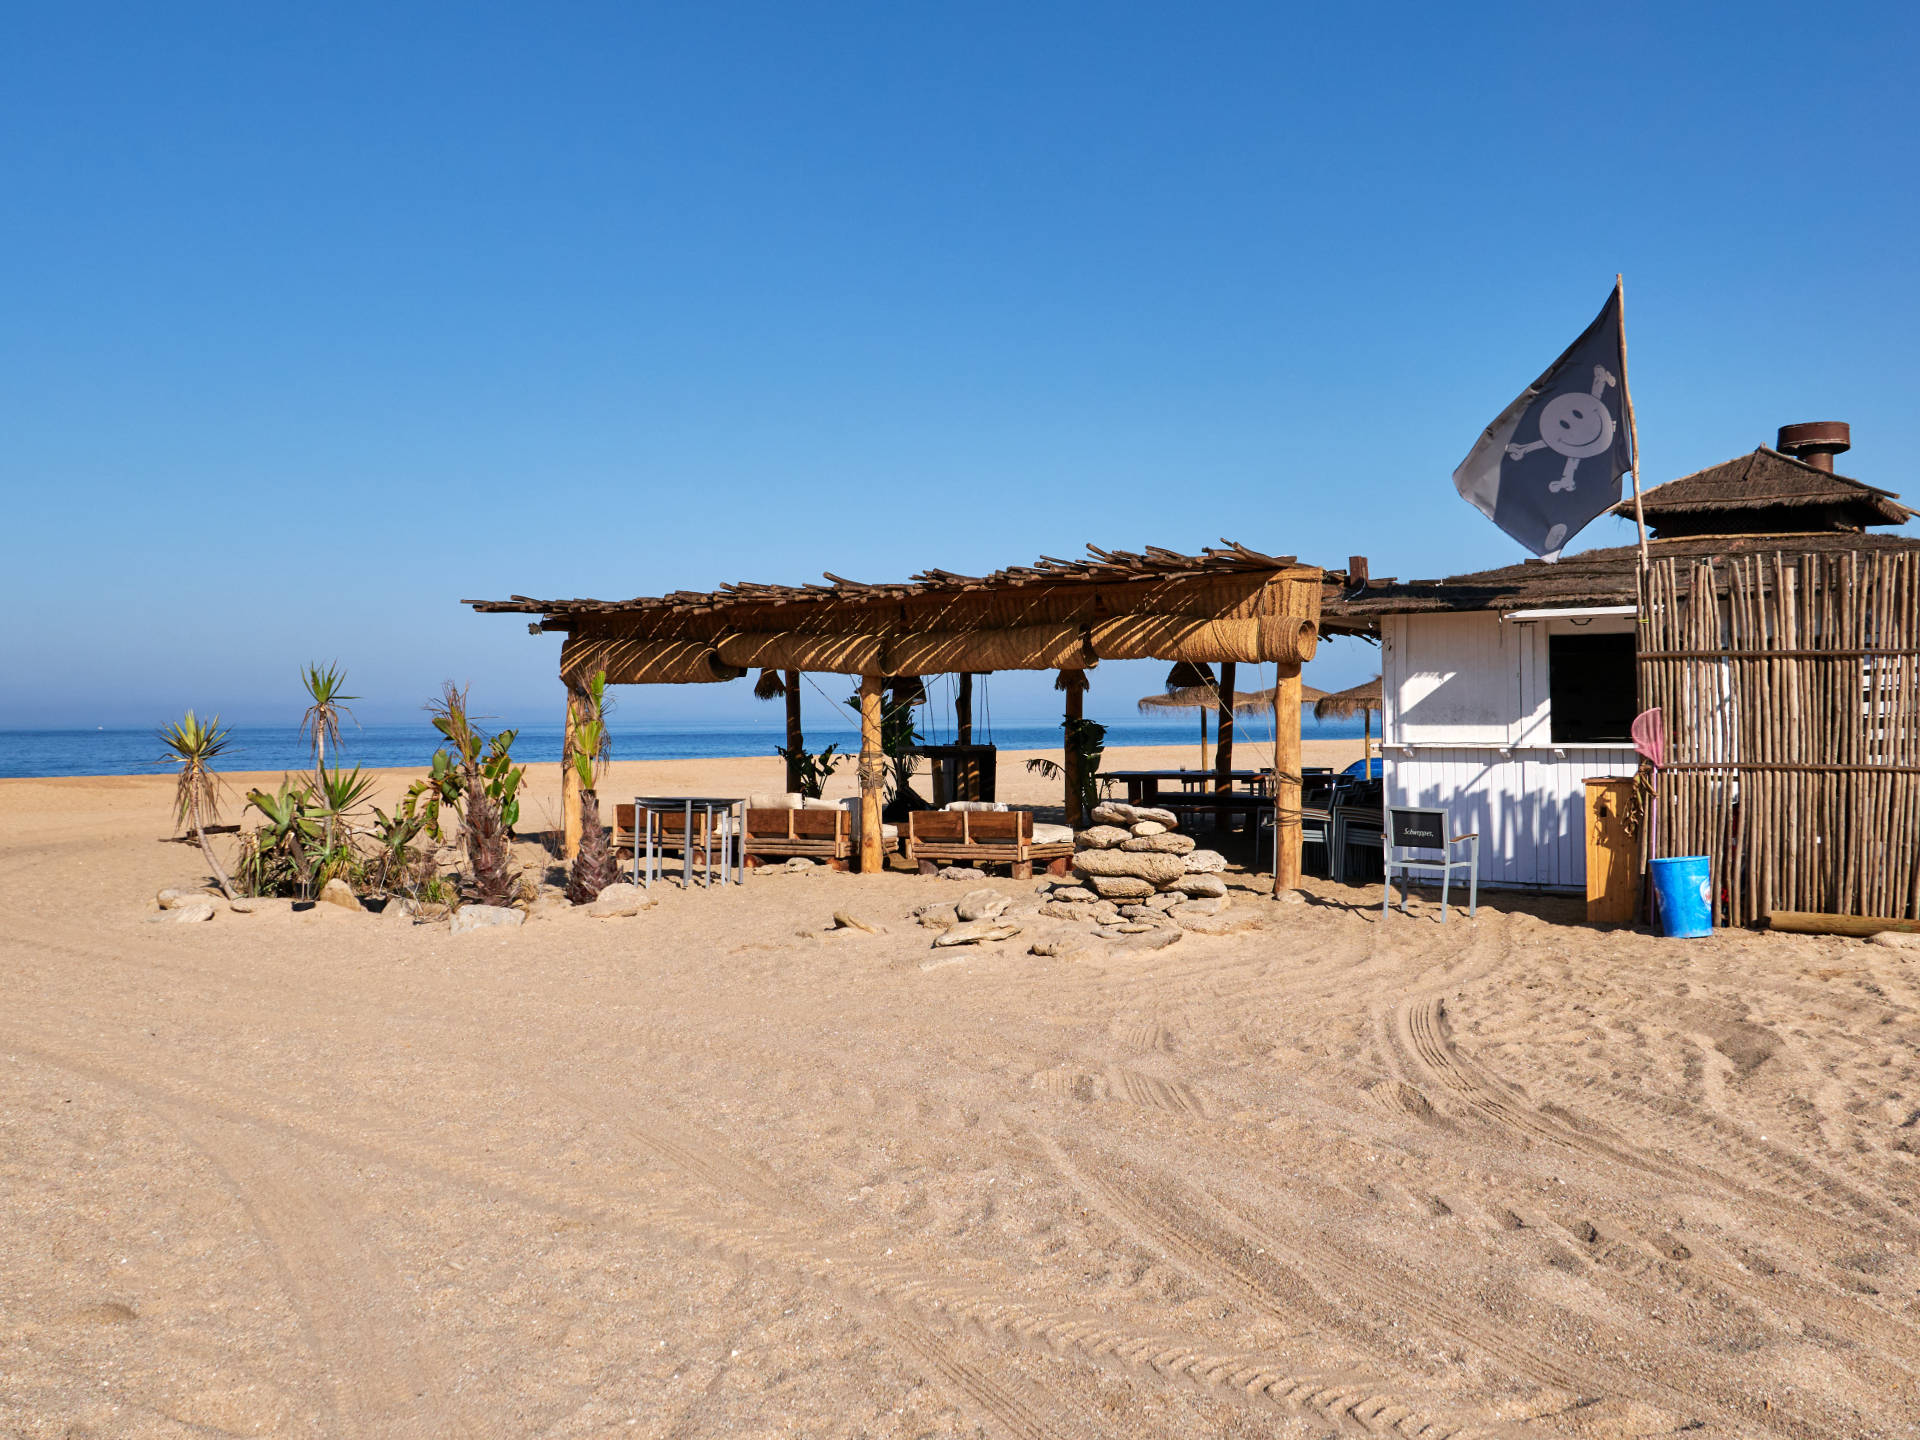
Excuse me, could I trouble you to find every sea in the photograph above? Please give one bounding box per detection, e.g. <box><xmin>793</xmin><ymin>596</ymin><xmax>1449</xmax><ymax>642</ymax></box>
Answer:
<box><xmin>0</xmin><ymin>716</ymin><xmax>1369</xmax><ymax>781</ymax></box>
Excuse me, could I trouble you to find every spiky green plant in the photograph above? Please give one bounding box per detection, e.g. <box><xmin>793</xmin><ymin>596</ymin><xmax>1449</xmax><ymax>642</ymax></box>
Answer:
<box><xmin>298</xmin><ymin>663</ymin><xmax>358</xmax><ymax>772</ymax></box>
<box><xmin>427</xmin><ymin>682</ymin><xmax>525</xmax><ymax>905</ymax></box>
<box><xmin>157</xmin><ymin>710</ymin><xmax>238</xmax><ymax>900</ymax></box>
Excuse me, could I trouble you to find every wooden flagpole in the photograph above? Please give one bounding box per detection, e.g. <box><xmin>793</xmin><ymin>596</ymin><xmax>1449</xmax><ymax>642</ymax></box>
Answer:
<box><xmin>1617</xmin><ymin>272</ymin><xmax>1650</xmax><ymax>571</ymax></box>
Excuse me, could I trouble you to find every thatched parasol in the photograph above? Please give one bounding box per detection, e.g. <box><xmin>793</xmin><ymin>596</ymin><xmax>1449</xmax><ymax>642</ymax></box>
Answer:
<box><xmin>1138</xmin><ymin>681</ymin><xmax>1331</xmax><ymax>770</ymax></box>
<box><xmin>1313</xmin><ymin>676</ymin><xmax>1383</xmax><ymax>761</ymax></box>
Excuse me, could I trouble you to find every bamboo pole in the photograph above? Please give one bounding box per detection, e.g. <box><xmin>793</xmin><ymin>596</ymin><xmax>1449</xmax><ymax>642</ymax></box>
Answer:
<box><xmin>561</xmin><ymin>681</ymin><xmax>584</xmax><ymax>861</ymax></box>
<box><xmin>858</xmin><ymin>674</ymin><xmax>885</xmax><ymax>873</ymax></box>
<box><xmin>1273</xmin><ymin>663</ymin><xmax>1303</xmax><ymax>894</ymax></box>
<box><xmin>783</xmin><ymin>670</ymin><xmax>803</xmax><ymax>794</ymax></box>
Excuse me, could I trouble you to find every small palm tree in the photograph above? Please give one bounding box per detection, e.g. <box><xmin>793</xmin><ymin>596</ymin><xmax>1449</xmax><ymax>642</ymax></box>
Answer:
<box><xmin>158</xmin><ymin>710</ymin><xmax>238</xmax><ymax>900</ymax></box>
<box><xmin>299</xmin><ymin>663</ymin><xmax>358</xmax><ymax>773</ymax></box>
<box><xmin>566</xmin><ymin>671</ymin><xmax>619</xmax><ymax>903</ymax></box>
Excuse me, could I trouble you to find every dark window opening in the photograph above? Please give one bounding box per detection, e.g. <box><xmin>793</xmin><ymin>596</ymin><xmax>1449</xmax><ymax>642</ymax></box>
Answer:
<box><xmin>1548</xmin><ymin>632</ymin><xmax>1637</xmax><ymax>744</ymax></box>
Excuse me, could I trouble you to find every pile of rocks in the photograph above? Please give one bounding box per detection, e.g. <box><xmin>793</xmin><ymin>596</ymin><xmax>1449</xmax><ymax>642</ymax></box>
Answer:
<box><xmin>1032</xmin><ymin>802</ymin><xmax>1249</xmax><ymax>939</ymax></box>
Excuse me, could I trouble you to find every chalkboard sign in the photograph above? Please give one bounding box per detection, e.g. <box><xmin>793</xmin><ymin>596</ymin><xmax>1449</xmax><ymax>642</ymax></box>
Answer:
<box><xmin>1391</xmin><ymin>809</ymin><xmax>1445</xmax><ymax>848</ymax></box>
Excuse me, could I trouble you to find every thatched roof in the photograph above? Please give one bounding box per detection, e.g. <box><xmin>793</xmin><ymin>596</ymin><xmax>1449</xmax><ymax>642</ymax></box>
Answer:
<box><xmin>1324</xmin><ymin>532</ymin><xmax>1920</xmax><ymax>632</ymax></box>
<box><xmin>1139</xmin><ymin>685</ymin><xmax>1325</xmax><ymax>716</ymax></box>
<box><xmin>1314</xmin><ymin>677</ymin><xmax>1381</xmax><ymax>720</ymax></box>
<box><xmin>1610</xmin><ymin>448</ymin><xmax>1912</xmax><ymax>537</ymax></box>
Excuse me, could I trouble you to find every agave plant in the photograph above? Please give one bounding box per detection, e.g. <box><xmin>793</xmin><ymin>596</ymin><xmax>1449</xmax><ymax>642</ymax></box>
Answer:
<box><xmin>566</xmin><ymin>670</ymin><xmax>620</xmax><ymax>903</ymax></box>
<box><xmin>157</xmin><ymin>710</ymin><xmax>238</xmax><ymax>900</ymax></box>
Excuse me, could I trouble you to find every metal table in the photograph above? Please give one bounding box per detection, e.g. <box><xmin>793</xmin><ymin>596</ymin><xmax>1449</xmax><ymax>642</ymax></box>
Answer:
<box><xmin>630</xmin><ymin>796</ymin><xmax>746</xmax><ymax>889</ymax></box>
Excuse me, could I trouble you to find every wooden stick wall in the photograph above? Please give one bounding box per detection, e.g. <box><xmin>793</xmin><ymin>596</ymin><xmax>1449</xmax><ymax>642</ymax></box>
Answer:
<box><xmin>1639</xmin><ymin>551</ymin><xmax>1920</xmax><ymax>925</ymax></box>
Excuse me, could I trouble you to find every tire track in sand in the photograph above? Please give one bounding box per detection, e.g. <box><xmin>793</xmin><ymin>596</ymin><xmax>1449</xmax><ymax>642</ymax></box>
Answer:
<box><xmin>1395</xmin><ymin>993</ymin><xmax>1919</xmax><ymax>1243</ymax></box>
<box><xmin>5</xmin><ymin>1028</ymin><xmax>1487</xmax><ymax>1440</ymax></box>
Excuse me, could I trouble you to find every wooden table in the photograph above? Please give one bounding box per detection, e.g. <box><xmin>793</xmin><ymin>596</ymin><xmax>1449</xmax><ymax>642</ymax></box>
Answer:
<box><xmin>1099</xmin><ymin>769</ymin><xmax>1268</xmax><ymax>805</ymax></box>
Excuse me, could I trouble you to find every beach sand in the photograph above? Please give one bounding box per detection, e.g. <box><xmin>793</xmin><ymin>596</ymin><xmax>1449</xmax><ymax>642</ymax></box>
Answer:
<box><xmin>3</xmin><ymin>742</ymin><xmax>1918</xmax><ymax>1438</ymax></box>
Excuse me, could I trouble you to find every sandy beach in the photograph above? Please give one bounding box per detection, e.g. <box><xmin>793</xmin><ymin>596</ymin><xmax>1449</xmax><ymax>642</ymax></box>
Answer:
<box><xmin>3</xmin><ymin>742</ymin><xmax>1918</xmax><ymax>1439</ymax></box>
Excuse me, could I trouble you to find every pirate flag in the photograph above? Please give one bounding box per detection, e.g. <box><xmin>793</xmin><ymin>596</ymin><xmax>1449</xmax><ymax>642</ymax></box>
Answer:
<box><xmin>1453</xmin><ymin>282</ymin><xmax>1635</xmax><ymax>562</ymax></box>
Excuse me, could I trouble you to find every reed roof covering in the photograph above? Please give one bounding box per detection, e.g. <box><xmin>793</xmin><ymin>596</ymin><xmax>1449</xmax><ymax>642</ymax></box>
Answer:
<box><xmin>1609</xmin><ymin>448</ymin><xmax>1912</xmax><ymax>535</ymax></box>
<box><xmin>1323</xmin><ymin>531</ymin><xmax>1920</xmax><ymax>631</ymax></box>
<box><xmin>1314</xmin><ymin>677</ymin><xmax>1382</xmax><ymax>720</ymax></box>
<box><xmin>468</xmin><ymin>541</ymin><xmax>1329</xmax><ymax>683</ymax></box>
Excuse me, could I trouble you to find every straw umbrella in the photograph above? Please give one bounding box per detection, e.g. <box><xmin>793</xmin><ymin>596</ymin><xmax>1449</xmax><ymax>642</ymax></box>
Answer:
<box><xmin>1138</xmin><ymin>679</ymin><xmax>1328</xmax><ymax>771</ymax></box>
<box><xmin>1313</xmin><ymin>676</ymin><xmax>1383</xmax><ymax>768</ymax></box>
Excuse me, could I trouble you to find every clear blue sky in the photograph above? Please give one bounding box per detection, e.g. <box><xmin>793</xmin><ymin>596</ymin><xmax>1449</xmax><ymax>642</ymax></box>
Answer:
<box><xmin>5</xmin><ymin>3</ymin><xmax>1916</xmax><ymax>732</ymax></box>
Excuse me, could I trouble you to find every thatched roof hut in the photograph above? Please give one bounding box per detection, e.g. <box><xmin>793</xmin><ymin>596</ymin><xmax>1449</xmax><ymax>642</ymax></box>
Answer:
<box><xmin>1313</xmin><ymin>677</ymin><xmax>1381</xmax><ymax>721</ymax></box>
<box><xmin>1136</xmin><ymin>686</ymin><xmax>1323</xmax><ymax>716</ymax></box>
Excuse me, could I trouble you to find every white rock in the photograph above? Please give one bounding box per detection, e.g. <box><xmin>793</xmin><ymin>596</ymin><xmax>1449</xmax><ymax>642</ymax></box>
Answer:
<box><xmin>956</xmin><ymin>888</ymin><xmax>1010</xmax><ymax>922</ymax></box>
<box><xmin>938</xmin><ymin>866</ymin><xmax>987</xmax><ymax>882</ymax></box>
<box><xmin>1072</xmin><ymin>849</ymin><xmax>1187</xmax><ymax>885</ymax></box>
<box><xmin>1120</xmin><ymin>832</ymin><xmax>1196</xmax><ymax>855</ymax></box>
<box><xmin>933</xmin><ymin>920</ymin><xmax>1022</xmax><ymax>947</ymax></box>
<box><xmin>1090</xmin><ymin>802</ymin><xmax>1179</xmax><ymax>830</ymax></box>
<box><xmin>317</xmin><ymin>878</ymin><xmax>364</xmax><ymax>911</ymax></box>
<box><xmin>1086</xmin><ymin>874</ymin><xmax>1156</xmax><ymax>900</ymax></box>
<box><xmin>1030</xmin><ymin>937</ymin><xmax>1095</xmax><ymax>958</ymax></box>
<box><xmin>915</xmin><ymin>902</ymin><xmax>959</xmax><ymax>929</ymax></box>
<box><xmin>451</xmin><ymin>904</ymin><xmax>525</xmax><ymax>933</ymax></box>
<box><xmin>1074</xmin><ymin>825</ymin><xmax>1131</xmax><ymax>850</ymax></box>
<box><xmin>156</xmin><ymin>886</ymin><xmax>212</xmax><ymax>910</ymax></box>
<box><xmin>1129</xmin><ymin>821</ymin><xmax>1167</xmax><ymax>837</ymax></box>
<box><xmin>1049</xmin><ymin>885</ymin><xmax>1097</xmax><ymax>903</ymax></box>
<box><xmin>1182</xmin><ymin>849</ymin><xmax>1228</xmax><ymax>874</ymax></box>
<box><xmin>1037</xmin><ymin>900</ymin><xmax>1107</xmax><ymax>923</ymax></box>
<box><xmin>146</xmin><ymin>898</ymin><xmax>215</xmax><ymax>924</ymax></box>
<box><xmin>588</xmin><ymin>883</ymin><xmax>658</xmax><ymax>918</ymax></box>
<box><xmin>1870</xmin><ymin>930</ymin><xmax>1920</xmax><ymax>950</ymax></box>
<box><xmin>1170</xmin><ymin>897</ymin><xmax>1228</xmax><ymax>917</ymax></box>
<box><xmin>1171</xmin><ymin>873</ymin><xmax>1228</xmax><ymax>898</ymax></box>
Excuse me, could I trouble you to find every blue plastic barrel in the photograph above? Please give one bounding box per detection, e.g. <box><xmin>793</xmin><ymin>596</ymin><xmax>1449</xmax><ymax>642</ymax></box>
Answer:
<box><xmin>1650</xmin><ymin>856</ymin><xmax>1714</xmax><ymax>938</ymax></box>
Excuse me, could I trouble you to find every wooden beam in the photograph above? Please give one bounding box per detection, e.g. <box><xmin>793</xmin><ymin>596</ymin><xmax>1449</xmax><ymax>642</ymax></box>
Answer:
<box><xmin>1273</xmin><ymin>663</ymin><xmax>1303</xmax><ymax>893</ymax></box>
<box><xmin>783</xmin><ymin>670</ymin><xmax>803</xmax><ymax>794</ymax></box>
<box><xmin>1213</xmin><ymin>659</ymin><xmax>1236</xmax><ymax>830</ymax></box>
<box><xmin>956</xmin><ymin>672</ymin><xmax>973</xmax><ymax>745</ymax></box>
<box><xmin>858</xmin><ymin>673</ymin><xmax>885</xmax><ymax>873</ymax></box>
<box><xmin>561</xmin><ymin>681</ymin><xmax>584</xmax><ymax>861</ymax></box>
<box><xmin>1062</xmin><ymin>671</ymin><xmax>1084</xmax><ymax>828</ymax></box>
<box><xmin>1767</xmin><ymin>911</ymin><xmax>1920</xmax><ymax>937</ymax></box>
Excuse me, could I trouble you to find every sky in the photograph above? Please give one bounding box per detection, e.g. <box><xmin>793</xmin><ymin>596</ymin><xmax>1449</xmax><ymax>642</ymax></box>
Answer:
<box><xmin>4</xmin><ymin>3</ymin><xmax>1917</xmax><ymax>734</ymax></box>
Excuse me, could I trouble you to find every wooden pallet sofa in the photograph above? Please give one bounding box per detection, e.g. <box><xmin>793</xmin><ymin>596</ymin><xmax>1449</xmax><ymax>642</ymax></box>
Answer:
<box><xmin>905</xmin><ymin>808</ymin><xmax>1075</xmax><ymax>879</ymax></box>
<box><xmin>740</xmin><ymin>806</ymin><xmax>852</xmax><ymax>869</ymax></box>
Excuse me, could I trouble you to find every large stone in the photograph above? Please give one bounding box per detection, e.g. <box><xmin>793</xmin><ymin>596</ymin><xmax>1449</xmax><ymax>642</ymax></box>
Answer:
<box><xmin>1171</xmin><ymin>873</ymin><xmax>1228</xmax><ymax>898</ymax></box>
<box><xmin>914</xmin><ymin>902</ymin><xmax>959</xmax><ymax>930</ymax></box>
<box><xmin>156</xmin><ymin>886</ymin><xmax>212</xmax><ymax>910</ymax></box>
<box><xmin>1038</xmin><ymin>900</ymin><xmax>1107</xmax><ymax>923</ymax></box>
<box><xmin>938</xmin><ymin>866</ymin><xmax>986</xmax><ymax>882</ymax></box>
<box><xmin>1182</xmin><ymin>849</ymin><xmax>1228</xmax><ymax>874</ymax></box>
<box><xmin>317</xmin><ymin>878</ymin><xmax>364</xmax><ymax>911</ymax></box>
<box><xmin>1871</xmin><ymin>930</ymin><xmax>1920</xmax><ymax>950</ymax></box>
<box><xmin>1086</xmin><ymin>874</ymin><xmax>1155</xmax><ymax>900</ymax></box>
<box><xmin>146</xmin><ymin>898</ymin><xmax>215</xmax><ymax>924</ymax></box>
<box><xmin>933</xmin><ymin>920</ymin><xmax>1022</xmax><ymax>947</ymax></box>
<box><xmin>1049</xmin><ymin>885</ymin><xmax>1097</xmax><ymax>903</ymax></box>
<box><xmin>1074</xmin><ymin>825</ymin><xmax>1131</xmax><ymax>850</ymax></box>
<box><xmin>1129</xmin><ymin>821</ymin><xmax>1167</xmax><ymax>837</ymax></box>
<box><xmin>588</xmin><ymin>883</ymin><xmax>658</xmax><ymax>918</ymax></box>
<box><xmin>451</xmin><ymin>904</ymin><xmax>525</xmax><ymax>934</ymax></box>
<box><xmin>956</xmin><ymin>888</ymin><xmax>1010</xmax><ymax>922</ymax></box>
<box><xmin>1120</xmin><ymin>832</ymin><xmax>1196</xmax><ymax>856</ymax></box>
<box><xmin>1073</xmin><ymin>849</ymin><xmax>1187</xmax><ymax>886</ymax></box>
<box><xmin>1091</xmin><ymin>802</ymin><xmax>1179</xmax><ymax>830</ymax></box>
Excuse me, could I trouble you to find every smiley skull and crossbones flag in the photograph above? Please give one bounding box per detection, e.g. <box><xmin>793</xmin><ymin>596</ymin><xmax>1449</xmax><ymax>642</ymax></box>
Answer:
<box><xmin>1453</xmin><ymin>282</ymin><xmax>1635</xmax><ymax>562</ymax></box>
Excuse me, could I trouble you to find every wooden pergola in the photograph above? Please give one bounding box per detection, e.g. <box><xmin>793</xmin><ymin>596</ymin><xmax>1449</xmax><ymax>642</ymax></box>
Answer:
<box><xmin>466</xmin><ymin>540</ymin><xmax>1327</xmax><ymax>889</ymax></box>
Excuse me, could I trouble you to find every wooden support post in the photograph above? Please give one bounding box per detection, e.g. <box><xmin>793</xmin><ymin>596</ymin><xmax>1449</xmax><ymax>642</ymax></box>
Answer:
<box><xmin>956</xmin><ymin>671</ymin><xmax>976</xmax><ymax>800</ymax></box>
<box><xmin>1213</xmin><ymin>660</ymin><xmax>1236</xmax><ymax>831</ymax></box>
<box><xmin>783</xmin><ymin>669</ymin><xmax>803</xmax><ymax>794</ymax></box>
<box><xmin>858</xmin><ymin>673</ymin><xmax>885</xmax><ymax>873</ymax></box>
<box><xmin>561</xmin><ymin>680</ymin><xmax>585</xmax><ymax>861</ymax></box>
<box><xmin>1062</xmin><ymin>670</ymin><xmax>1084</xmax><ymax>829</ymax></box>
<box><xmin>1273</xmin><ymin>663</ymin><xmax>1303</xmax><ymax>893</ymax></box>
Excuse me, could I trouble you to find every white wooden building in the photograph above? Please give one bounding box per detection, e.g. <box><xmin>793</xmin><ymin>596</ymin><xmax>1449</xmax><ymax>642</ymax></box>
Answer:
<box><xmin>1326</xmin><ymin>423</ymin><xmax>1918</xmax><ymax>892</ymax></box>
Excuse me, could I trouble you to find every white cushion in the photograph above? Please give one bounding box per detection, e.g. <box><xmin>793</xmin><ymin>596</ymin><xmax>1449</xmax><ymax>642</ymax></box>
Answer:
<box><xmin>1031</xmin><ymin>823</ymin><xmax>1075</xmax><ymax>845</ymax></box>
<box><xmin>881</xmin><ymin>823</ymin><xmax>900</xmax><ymax>840</ymax></box>
<box><xmin>747</xmin><ymin>792</ymin><xmax>780</xmax><ymax>810</ymax></box>
<box><xmin>944</xmin><ymin>800</ymin><xmax>1008</xmax><ymax>812</ymax></box>
<box><xmin>799</xmin><ymin>797</ymin><xmax>839</xmax><ymax>810</ymax></box>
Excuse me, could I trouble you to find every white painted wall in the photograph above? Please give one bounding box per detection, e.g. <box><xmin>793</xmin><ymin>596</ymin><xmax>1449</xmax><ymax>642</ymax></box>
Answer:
<box><xmin>1381</xmin><ymin>611</ymin><xmax>1639</xmax><ymax>891</ymax></box>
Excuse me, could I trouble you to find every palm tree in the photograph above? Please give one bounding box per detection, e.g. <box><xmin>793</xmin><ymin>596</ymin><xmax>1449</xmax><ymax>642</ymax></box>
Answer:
<box><xmin>566</xmin><ymin>670</ymin><xmax>618</xmax><ymax>903</ymax></box>
<box><xmin>158</xmin><ymin>710</ymin><xmax>238</xmax><ymax>900</ymax></box>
